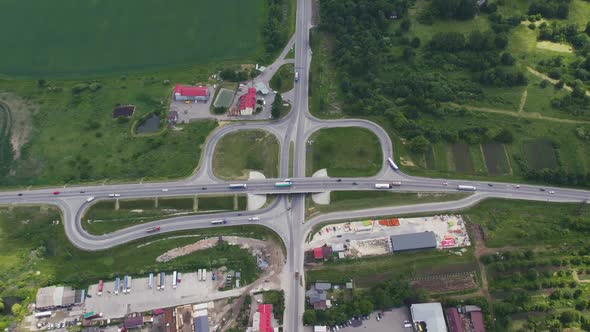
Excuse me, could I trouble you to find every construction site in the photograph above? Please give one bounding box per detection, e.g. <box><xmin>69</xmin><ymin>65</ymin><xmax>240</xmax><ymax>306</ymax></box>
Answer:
<box><xmin>306</xmin><ymin>215</ymin><xmax>471</xmax><ymax>260</ymax></box>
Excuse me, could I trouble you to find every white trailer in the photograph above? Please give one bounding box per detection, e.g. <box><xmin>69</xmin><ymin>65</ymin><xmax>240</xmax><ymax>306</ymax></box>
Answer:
<box><xmin>202</xmin><ymin>269</ymin><xmax>207</xmax><ymax>281</ymax></box>
<box><xmin>127</xmin><ymin>276</ymin><xmax>132</xmax><ymax>293</ymax></box>
<box><xmin>391</xmin><ymin>181</ymin><xmax>402</xmax><ymax>186</ymax></box>
<box><xmin>148</xmin><ymin>273</ymin><xmax>153</xmax><ymax>289</ymax></box>
<box><xmin>198</xmin><ymin>269</ymin><xmax>202</xmax><ymax>281</ymax></box>
<box><xmin>34</xmin><ymin>311</ymin><xmax>52</xmax><ymax>319</ymax></box>
<box><xmin>374</xmin><ymin>183</ymin><xmax>392</xmax><ymax>189</ymax></box>
<box><xmin>172</xmin><ymin>271</ymin><xmax>177</xmax><ymax>289</ymax></box>
<box><xmin>387</xmin><ymin>157</ymin><xmax>399</xmax><ymax>171</ymax></box>
<box><xmin>457</xmin><ymin>185</ymin><xmax>477</xmax><ymax>191</ymax></box>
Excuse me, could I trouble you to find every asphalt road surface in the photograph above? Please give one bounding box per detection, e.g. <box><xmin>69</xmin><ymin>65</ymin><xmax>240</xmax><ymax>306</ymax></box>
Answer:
<box><xmin>1</xmin><ymin>0</ymin><xmax>590</xmax><ymax>330</ymax></box>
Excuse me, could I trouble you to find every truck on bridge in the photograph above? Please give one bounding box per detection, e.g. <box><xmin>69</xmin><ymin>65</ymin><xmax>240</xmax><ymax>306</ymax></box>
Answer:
<box><xmin>275</xmin><ymin>181</ymin><xmax>292</xmax><ymax>188</ymax></box>
<box><xmin>457</xmin><ymin>185</ymin><xmax>477</xmax><ymax>191</ymax></box>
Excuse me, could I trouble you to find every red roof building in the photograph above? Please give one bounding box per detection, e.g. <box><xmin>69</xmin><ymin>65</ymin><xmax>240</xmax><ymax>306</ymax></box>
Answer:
<box><xmin>239</xmin><ymin>88</ymin><xmax>257</xmax><ymax>116</ymax></box>
<box><xmin>445</xmin><ymin>308</ymin><xmax>463</xmax><ymax>332</ymax></box>
<box><xmin>258</xmin><ymin>304</ymin><xmax>273</xmax><ymax>332</ymax></box>
<box><xmin>470</xmin><ymin>311</ymin><xmax>485</xmax><ymax>332</ymax></box>
<box><xmin>173</xmin><ymin>84</ymin><xmax>210</xmax><ymax>101</ymax></box>
<box><xmin>313</xmin><ymin>247</ymin><xmax>324</xmax><ymax>259</ymax></box>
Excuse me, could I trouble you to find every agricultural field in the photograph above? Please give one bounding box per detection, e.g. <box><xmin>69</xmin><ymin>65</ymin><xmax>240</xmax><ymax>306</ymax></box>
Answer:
<box><xmin>212</xmin><ymin>130</ymin><xmax>279</xmax><ymax>180</ymax></box>
<box><xmin>481</xmin><ymin>143</ymin><xmax>511</xmax><ymax>175</ymax></box>
<box><xmin>269</xmin><ymin>64</ymin><xmax>295</xmax><ymax>93</ymax></box>
<box><xmin>83</xmin><ymin>195</ymin><xmax>247</xmax><ymax>235</ymax></box>
<box><xmin>305</xmin><ymin>191</ymin><xmax>468</xmax><ymax>217</ymax></box>
<box><xmin>522</xmin><ymin>138</ymin><xmax>559</xmax><ymax>170</ymax></box>
<box><xmin>0</xmin><ymin>103</ymin><xmax>11</xmax><ymax>177</ymax></box>
<box><xmin>306</xmin><ymin>127</ymin><xmax>382</xmax><ymax>177</ymax></box>
<box><xmin>0</xmin><ymin>0</ymin><xmax>266</xmax><ymax>77</ymax></box>
<box><xmin>0</xmin><ymin>205</ymin><xmax>278</xmax><ymax>330</ymax></box>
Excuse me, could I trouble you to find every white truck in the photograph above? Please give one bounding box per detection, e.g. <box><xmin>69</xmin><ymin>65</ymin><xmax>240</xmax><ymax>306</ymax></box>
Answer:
<box><xmin>295</xmin><ymin>71</ymin><xmax>299</xmax><ymax>82</ymax></box>
<box><xmin>457</xmin><ymin>185</ymin><xmax>477</xmax><ymax>191</ymax></box>
<box><xmin>374</xmin><ymin>183</ymin><xmax>392</xmax><ymax>189</ymax></box>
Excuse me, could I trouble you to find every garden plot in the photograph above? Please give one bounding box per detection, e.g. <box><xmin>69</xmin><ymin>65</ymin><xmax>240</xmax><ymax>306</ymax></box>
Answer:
<box><xmin>482</xmin><ymin>143</ymin><xmax>511</xmax><ymax>175</ymax></box>
<box><xmin>451</xmin><ymin>143</ymin><xmax>474</xmax><ymax>173</ymax></box>
<box><xmin>523</xmin><ymin>138</ymin><xmax>558</xmax><ymax>170</ymax></box>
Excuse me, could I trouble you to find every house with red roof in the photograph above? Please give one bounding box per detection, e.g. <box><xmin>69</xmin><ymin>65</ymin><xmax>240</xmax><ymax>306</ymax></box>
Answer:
<box><xmin>173</xmin><ymin>84</ymin><xmax>210</xmax><ymax>102</ymax></box>
<box><xmin>239</xmin><ymin>88</ymin><xmax>257</xmax><ymax>116</ymax></box>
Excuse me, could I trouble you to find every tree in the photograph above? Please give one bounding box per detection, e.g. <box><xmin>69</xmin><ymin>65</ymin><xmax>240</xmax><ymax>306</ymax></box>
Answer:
<box><xmin>271</xmin><ymin>93</ymin><xmax>283</xmax><ymax>119</ymax></box>
<box><xmin>303</xmin><ymin>310</ymin><xmax>317</xmax><ymax>325</ymax></box>
<box><xmin>410</xmin><ymin>37</ymin><xmax>421</xmax><ymax>48</ymax></box>
<box><xmin>0</xmin><ymin>299</ymin><xmax>4</xmax><ymax>312</ymax></box>
<box><xmin>400</xmin><ymin>19</ymin><xmax>411</xmax><ymax>31</ymax></box>
<box><xmin>586</xmin><ymin>21</ymin><xmax>590</xmax><ymax>36</ymax></box>
<box><xmin>11</xmin><ymin>303</ymin><xmax>22</xmax><ymax>316</ymax></box>
<box><xmin>500</xmin><ymin>52</ymin><xmax>516</xmax><ymax>66</ymax></box>
<box><xmin>408</xmin><ymin>135</ymin><xmax>430</xmax><ymax>153</ymax></box>
<box><xmin>402</xmin><ymin>47</ymin><xmax>415</xmax><ymax>60</ymax></box>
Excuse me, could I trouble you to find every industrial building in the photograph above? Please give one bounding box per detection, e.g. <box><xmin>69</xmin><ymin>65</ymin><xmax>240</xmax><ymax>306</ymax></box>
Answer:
<box><xmin>173</xmin><ymin>84</ymin><xmax>210</xmax><ymax>102</ymax></box>
<box><xmin>254</xmin><ymin>82</ymin><xmax>269</xmax><ymax>95</ymax></box>
<box><xmin>35</xmin><ymin>286</ymin><xmax>85</xmax><ymax>311</ymax></box>
<box><xmin>390</xmin><ymin>231</ymin><xmax>437</xmax><ymax>253</ymax></box>
<box><xmin>411</xmin><ymin>303</ymin><xmax>448</xmax><ymax>332</ymax></box>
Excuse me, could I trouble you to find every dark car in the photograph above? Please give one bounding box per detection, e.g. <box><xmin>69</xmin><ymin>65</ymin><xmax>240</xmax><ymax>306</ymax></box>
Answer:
<box><xmin>352</xmin><ymin>182</ymin><xmax>358</xmax><ymax>185</ymax></box>
<box><xmin>202</xmin><ymin>187</ymin><xmax>207</xmax><ymax>190</ymax></box>
<box><xmin>540</xmin><ymin>188</ymin><xmax>546</xmax><ymax>192</ymax></box>
<box><xmin>488</xmin><ymin>183</ymin><xmax>493</xmax><ymax>187</ymax></box>
<box><xmin>17</xmin><ymin>193</ymin><xmax>23</xmax><ymax>196</ymax></box>
<box><xmin>337</xmin><ymin>179</ymin><xmax>342</xmax><ymax>182</ymax></box>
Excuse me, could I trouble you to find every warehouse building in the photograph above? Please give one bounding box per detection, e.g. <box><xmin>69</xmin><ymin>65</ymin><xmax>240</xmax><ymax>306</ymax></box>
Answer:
<box><xmin>173</xmin><ymin>84</ymin><xmax>210</xmax><ymax>102</ymax></box>
<box><xmin>411</xmin><ymin>303</ymin><xmax>448</xmax><ymax>332</ymax></box>
<box><xmin>35</xmin><ymin>286</ymin><xmax>85</xmax><ymax>311</ymax></box>
<box><xmin>390</xmin><ymin>231</ymin><xmax>437</xmax><ymax>253</ymax></box>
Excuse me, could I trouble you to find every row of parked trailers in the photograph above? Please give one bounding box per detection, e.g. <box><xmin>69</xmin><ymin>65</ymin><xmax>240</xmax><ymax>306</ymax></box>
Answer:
<box><xmin>98</xmin><ymin>270</ymin><xmax>208</xmax><ymax>295</ymax></box>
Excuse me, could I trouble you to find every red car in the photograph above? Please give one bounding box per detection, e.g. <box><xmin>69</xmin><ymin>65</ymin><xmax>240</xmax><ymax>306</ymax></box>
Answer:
<box><xmin>52</xmin><ymin>191</ymin><xmax>60</xmax><ymax>195</ymax></box>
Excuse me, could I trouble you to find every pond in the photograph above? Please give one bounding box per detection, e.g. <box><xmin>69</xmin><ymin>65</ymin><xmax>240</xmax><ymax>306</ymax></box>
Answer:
<box><xmin>136</xmin><ymin>113</ymin><xmax>160</xmax><ymax>134</ymax></box>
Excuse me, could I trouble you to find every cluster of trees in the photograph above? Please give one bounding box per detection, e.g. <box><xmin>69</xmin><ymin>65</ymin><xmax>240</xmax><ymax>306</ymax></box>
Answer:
<box><xmin>271</xmin><ymin>93</ymin><xmax>283</xmax><ymax>119</ymax></box>
<box><xmin>262</xmin><ymin>0</ymin><xmax>290</xmax><ymax>56</ymax></box>
<box><xmin>528</xmin><ymin>0</ymin><xmax>571</xmax><ymax>19</ymax></box>
<box><xmin>551</xmin><ymin>83</ymin><xmax>590</xmax><ymax>114</ymax></box>
<box><xmin>219</xmin><ymin>68</ymin><xmax>253</xmax><ymax>82</ymax></box>
<box><xmin>538</xmin><ymin>22</ymin><xmax>590</xmax><ymax>50</ymax></box>
<box><xmin>303</xmin><ymin>279</ymin><xmax>420</xmax><ymax>326</ymax></box>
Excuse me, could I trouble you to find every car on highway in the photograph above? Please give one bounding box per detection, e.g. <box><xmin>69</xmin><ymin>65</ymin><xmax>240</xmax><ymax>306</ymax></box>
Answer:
<box><xmin>248</xmin><ymin>217</ymin><xmax>260</xmax><ymax>221</ymax></box>
<box><xmin>514</xmin><ymin>185</ymin><xmax>521</xmax><ymax>188</ymax></box>
<box><xmin>146</xmin><ymin>226</ymin><xmax>161</xmax><ymax>233</ymax></box>
<box><xmin>161</xmin><ymin>189</ymin><xmax>169</xmax><ymax>192</ymax></box>
<box><xmin>336</xmin><ymin>179</ymin><xmax>342</xmax><ymax>182</ymax></box>
<box><xmin>540</xmin><ymin>188</ymin><xmax>546</xmax><ymax>192</ymax></box>
<box><xmin>549</xmin><ymin>190</ymin><xmax>555</xmax><ymax>194</ymax></box>
<box><xmin>17</xmin><ymin>193</ymin><xmax>22</xmax><ymax>196</ymax></box>
<box><xmin>202</xmin><ymin>187</ymin><xmax>207</xmax><ymax>190</ymax></box>
<box><xmin>488</xmin><ymin>183</ymin><xmax>493</xmax><ymax>187</ymax></box>
<box><xmin>352</xmin><ymin>182</ymin><xmax>357</xmax><ymax>185</ymax></box>
<box><xmin>53</xmin><ymin>191</ymin><xmax>60</xmax><ymax>195</ymax></box>
<box><xmin>108</xmin><ymin>193</ymin><xmax>121</xmax><ymax>197</ymax></box>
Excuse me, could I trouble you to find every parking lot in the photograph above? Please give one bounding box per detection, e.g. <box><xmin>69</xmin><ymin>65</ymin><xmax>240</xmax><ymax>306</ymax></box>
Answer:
<box><xmin>303</xmin><ymin>308</ymin><xmax>412</xmax><ymax>332</ymax></box>
<box><xmin>85</xmin><ymin>272</ymin><xmax>244</xmax><ymax>319</ymax></box>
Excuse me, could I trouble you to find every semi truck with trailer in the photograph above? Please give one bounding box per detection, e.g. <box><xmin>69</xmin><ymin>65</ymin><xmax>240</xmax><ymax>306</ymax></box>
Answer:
<box><xmin>457</xmin><ymin>185</ymin><xmax>477</xmax><ymax>191</ymax></box>
<box><xmin>122</xmin><ymin>276</ymin><xmax>128</xmax><ymax>294</ymax></box>
<box><xmin>229</xmin><ymin>184</ymin><xmax>247</xmax><ymax>189</ymax></box>
<box><xmin>146</xmin><ymin>226</ymin><xmax>161</xmax><ymax>233</ymax></box>
<box><xmin>156</xmin><ymin>273</ymin><xmax>161</xmax><ymax>290</ymax></box>
<box><xmin>210</xmin><ymin>219</ymin><xmax>227</xmax><ymax>225</ymax></box>
<box><xmin>375</xmin><ymin>183</ymin><xmax>392</xmax><ymax>189</ymax></box>
<box><xmin>274</xmin><ymin>181</ymin><xmax>292</xmax><ymax>188</ymax></box>
<box><xmin>114</xmin><ymin>277</ymin><xmax>120</xmax><ymax>295</ymax></box>
<box><xmin>391</xmin><ymin>181</ymin><xmax>402</xmax><ymax>186</ymax></box>
<box><xmin>172</xmin><ymin>271</ymin><xmax>178</xmax><ymax>289</ymax></box>
<box><xmin>160</xmin><ymin>272</ymin><xmax>165</xmax><ymax>290</ymax></box>
<box><xmin>127</xmin><ymin>276</ymin><xmax>132</xmax><ymax>293</ymax></box>
<box><xmin>387</xmin><ymin>157</ymin><xmax>399</xmax><ymax>171</ymax></box>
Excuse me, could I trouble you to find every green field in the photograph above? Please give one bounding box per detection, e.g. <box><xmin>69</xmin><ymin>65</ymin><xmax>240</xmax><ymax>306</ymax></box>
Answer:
<box><xmin>212</xmin><ymin>130</ymin><xmax>279</xmax><ymax>179</ymax></box>
<box><xmin>269</xmin><ymin>64</ymin><xmax>295</xmax><ymax>93</ymax></box>
<box><xmin>84</xmin><ymin>195</ymin><xmax>247</xmax><ymax>234</ymax></box>
<box><xmin>0</xmin><ymin>205</ymin><xmax>281</xmax><ymax>330</ymax></box>
<box><xmin>214</xmin><ymin>88</ymin><xmax>235</xmax><ymax>108</ymax></box>
<box><xmin>0</xmin><ymin>0</ymin><xmax>265</xmax><ymax>77</ymax></box>
<box><xmin>306</xmin><ymin>191</ymin><xmax>468</xmax><ymax>217</ymax></box>
<box><xmin>306</xmin><ymin>127</ymin><xmax>382</xmax><ymax>177</ymax></box>
<box><xmin>0</xmin><ymin>103</ymin><xmax>11</xmax><ymax>177</ymax></box>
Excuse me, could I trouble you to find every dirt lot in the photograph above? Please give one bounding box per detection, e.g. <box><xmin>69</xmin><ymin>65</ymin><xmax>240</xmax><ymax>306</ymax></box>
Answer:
<box><xmin>0</xmin><ymin>92</ymin><xmax>37</xmax><ymax>161</ymax></box>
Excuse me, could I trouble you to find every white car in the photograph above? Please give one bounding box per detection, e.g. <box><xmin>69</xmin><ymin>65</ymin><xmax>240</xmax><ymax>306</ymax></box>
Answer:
<box><xmin>161</xmin><ymin>189</ymin><xmax>169</xmax><ymax>192</ymax></box>
<box><xmin>284</xmin><ymin>178</ymin><xmax>292</xmax><ymax>182</ymax></box>
<box><xmin>248</xmin><ymin>217</ymin><xmax>260</xmax><ymax>222</ymax></box>
<box><xmin>549</xmin><ymin>190</ymin><xmax>555</xmax><ymax>194</ymax></box>
<box><xmin>108</xmin><ymin>193</ymin><xmax>121</xmax><ymax>197</ymax></box>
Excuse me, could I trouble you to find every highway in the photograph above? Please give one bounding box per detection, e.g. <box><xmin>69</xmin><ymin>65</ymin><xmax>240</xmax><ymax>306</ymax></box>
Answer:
<box><xmin>1</xmin><ymin>0</ymin><xmax>590</xmax><ymax>330</ymax></box>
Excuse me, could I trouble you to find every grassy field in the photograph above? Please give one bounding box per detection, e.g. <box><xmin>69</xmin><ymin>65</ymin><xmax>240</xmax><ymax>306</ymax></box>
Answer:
<box><xmin>83</xmin><ymin>195</ymin><xmax>247</xmax><ymax>235</ymax></box>
<box><xmin>306</xmin><ymin>191</ymin><xmax>468</xmax><ymax>217</ymax></box>
<box><xmin>306</xmin><ymin>248</ymin><xmax>476</xmax><ymax>288</ymax></box>
<box><xmin>0</xmin><ymin>103</ymin><xmax>11</xmax><ymax>177</ymax></box>
<box><xmin>0</xmin><ymin>205</ymin><xmax>280</xmax><ymax>330</ymax></box>
<box><xmin>0</xmin><ymin>0</ymin><xmax>265</xmax><ymax>77</ymax></box>
<box><xmin>306</xmin><ymin>127</ymin><xmax>382</xmax><ymax>177</ymax></box>
<box><xmin>0</xmin><ymin>76</ymin><xmax>219</xmax><ymax>188</ymax></box>
<box><xmin>212</xmin><ymin>130</ymin><xmax>279</xmax><ymax>180</ymax></box>
<box><xmin>269</xmin><ymin>64</ymin><xmax>294</xmax><ymax>93</ymax></box>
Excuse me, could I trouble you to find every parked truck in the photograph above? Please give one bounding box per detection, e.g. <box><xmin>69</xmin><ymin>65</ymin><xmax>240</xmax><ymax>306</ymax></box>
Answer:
<box><xmin>127</xmin><ymin>276</ymin><xmax>132</xmax><ymax>293</ymax></box>
<box><xmin>457</xmin><ymin>185</ymin><xmax>477</xmax><ymax>191</ymax></box>
<box><xmin>114</xmin><ymin>277</ymin><xmax>120</xmax><ymax>295</ymax></box>
<box><xmin>387</xmin><ymin>157</ymin><xmax>399</xmax><ymax>171</ymax></box>
<box><xmin>172</xmin><ymin>271</ymin><xmax>177</xmax><ymax>289</ymax></box>
<box><xmin>160</xmin><ymin>272</ymin><xmax>165</xmax><ymax>290</ymax></box>
<box><xmin>156</xmin><ymin>273</ymin><xmax>161</xmax><ymax>290</ymax></box>
<box><xmin>122</xmin><ymin>276</ymin><xmax>128</xmax><ymax>294</ymax></box>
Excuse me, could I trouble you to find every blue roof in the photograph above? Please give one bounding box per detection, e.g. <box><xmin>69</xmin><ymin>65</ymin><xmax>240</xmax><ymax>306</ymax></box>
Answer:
<box><xmin>193</xmin><ymin>316</ymin><xmax>209</xmax><ymax>332</ymax></box>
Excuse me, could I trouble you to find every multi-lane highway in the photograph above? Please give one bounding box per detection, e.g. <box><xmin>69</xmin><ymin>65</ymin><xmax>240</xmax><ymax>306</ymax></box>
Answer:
<box><xmin>2</xmin><ymin>0</ymin><xmax>590</xmax><ymax>330</ymax></box>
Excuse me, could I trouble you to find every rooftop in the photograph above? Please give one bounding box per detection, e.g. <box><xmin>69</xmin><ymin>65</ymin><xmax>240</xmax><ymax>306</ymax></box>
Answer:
<box><xmin>174</xmin><ymin>84</ymin><xmax>208</xmax><ymax>97</ymax></box>
<box><xmin>390</xmin><ymin>231</ymin><xmax>437</xmax><ymax>252</ymax></box>
<box><xmin>411</xmin><ymin>303</ymin><xmax>448</xmax><ymax>332</ymax></box>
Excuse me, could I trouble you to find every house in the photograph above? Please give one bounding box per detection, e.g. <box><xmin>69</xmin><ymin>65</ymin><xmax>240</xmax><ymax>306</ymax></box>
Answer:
<box><xmin>193</xmin><ymin>316</ymin><xmax>209</xmax><ymax>332</ymax></box>
<box><xmin>239</xmin><ymin>88</ymin><xmax>257</xmax><ymax>116</ymax></box>
<box><xmin>390</xmin><ymin>232</ymin><xmax>437</xmax><ymax>253</ymax></box>
<box><xmin>124</xmin><ymin>316</ymin><xmax>144</xmax><ymax>329</ymax></box>
<box><xmin>445</xmin><ymin>308</ymin><xmax>462</xmax><ymax>332</ymax></box>
<box><xmin>315</xmin><ymin>282</ymin><xmax>331</xmax><ymax>291</ymax></box>
<box><xmin>173</xmin><ymin>84</ymin><xmax>210</xmax><ymax>102</ymax></box>
<box><xmin>470</xmin><ymin>311</ymin><xmax>486</xmax><ymax>332</ymax></box>
<box><xmin>410</xmin><ymin>303</ymin><xmax>448</xmax><ymax>332</ymax></box>
<box><xmin>255</xmin><ymin>82</ymin><xmax>269</xmax><ymax>95</ymax></box>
